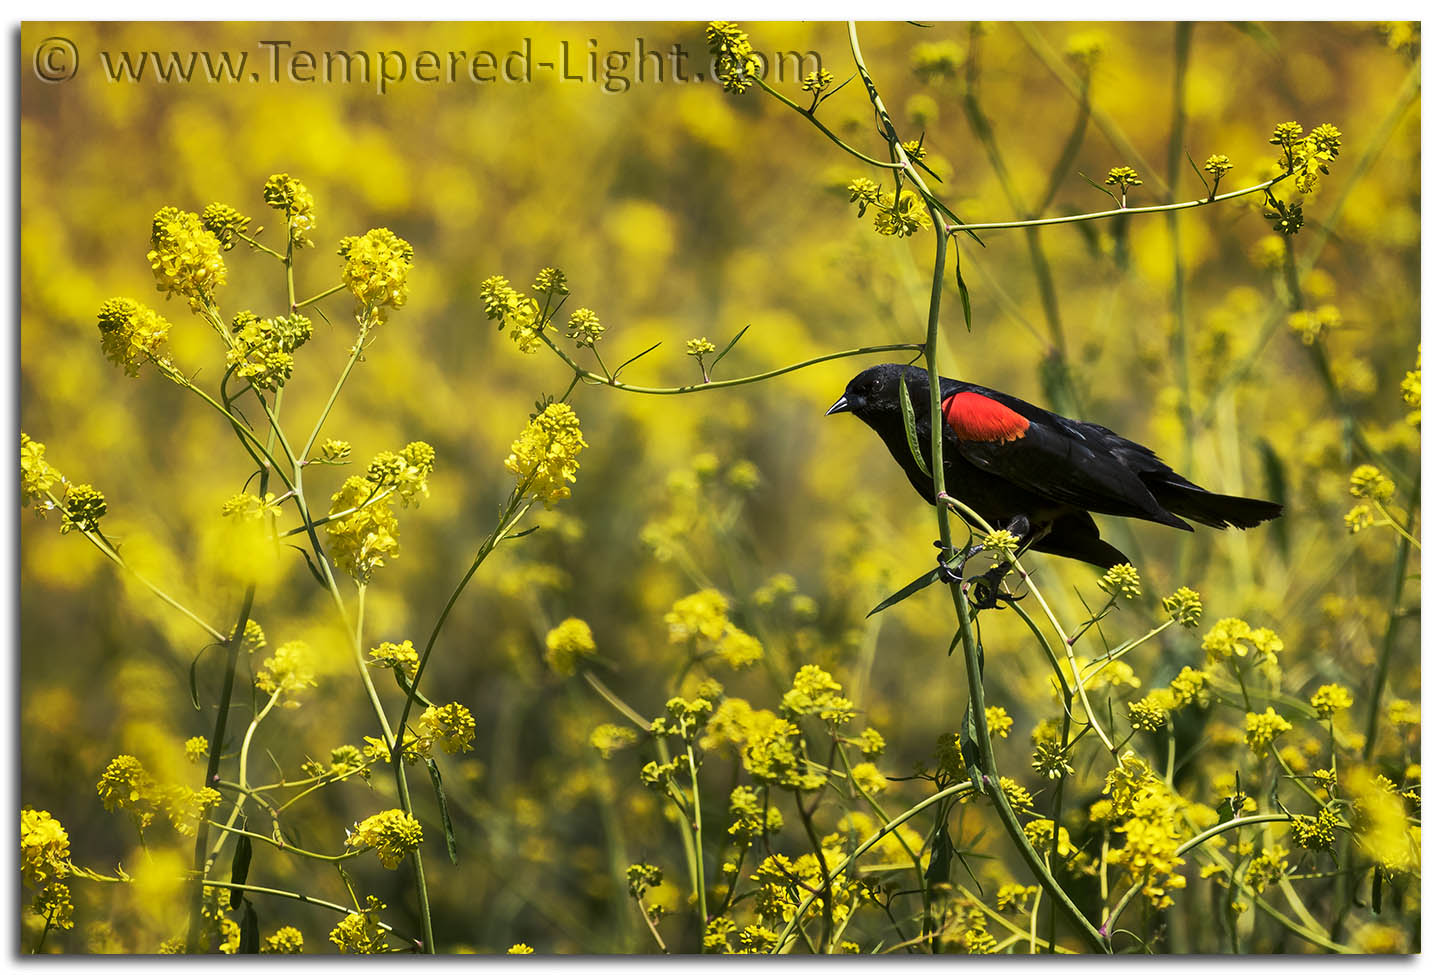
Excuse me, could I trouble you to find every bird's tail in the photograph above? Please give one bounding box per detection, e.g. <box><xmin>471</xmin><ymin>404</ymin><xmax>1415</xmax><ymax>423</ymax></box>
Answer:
<box><xmin>1149</xmin><ymin>480</ymin><xmax>1283</xmax><ymax>530</ymax></box>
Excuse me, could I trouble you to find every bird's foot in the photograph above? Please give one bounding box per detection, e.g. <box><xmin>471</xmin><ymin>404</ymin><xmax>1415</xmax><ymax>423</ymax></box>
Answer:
<box><xmin>965</xmin><ymin>564</ymin><xmax>1023</xmax><ymax>611</ymax></box>
<box><xmin>934</xmin><ymin>540</ymin><xmax>983</xmax><ymax>585</ymax></box>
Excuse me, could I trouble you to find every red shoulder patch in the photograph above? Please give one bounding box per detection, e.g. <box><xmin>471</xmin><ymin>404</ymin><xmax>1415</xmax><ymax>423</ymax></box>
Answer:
<box><xmin>944</xmin><ymin>392</ymin><xmax>1030</xmax><ymax>443</ymax></box>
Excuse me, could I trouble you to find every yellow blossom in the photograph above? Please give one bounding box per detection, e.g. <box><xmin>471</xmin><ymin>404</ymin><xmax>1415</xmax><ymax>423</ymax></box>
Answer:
<box><xmin>504</xmin><ymin>403</ymin><xmax>587</xmax><ymax>507</ymax></box>
<box><xmin>338</xmin><ymin>228</ymin><xmax>414</xmax><ymax>311</ymax></box>
<box><xmin>543</xmin><ymin>617</ymin><xmax>596</xmax><ymax>676</ymax></box>
<box><xmin>346</xmin><ymin>810</ymin><xmax>423</xmax><ymax>868</ymax></box>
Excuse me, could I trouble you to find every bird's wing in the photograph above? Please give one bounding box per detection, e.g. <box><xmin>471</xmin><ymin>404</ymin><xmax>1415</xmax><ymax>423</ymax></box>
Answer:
<box><xmin>940</xmin><ymin>388</ymin><xmax>1191</xmax><ymax>529</ymax></box>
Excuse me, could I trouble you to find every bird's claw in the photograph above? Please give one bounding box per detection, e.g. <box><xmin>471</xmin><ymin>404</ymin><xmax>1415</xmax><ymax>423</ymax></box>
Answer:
<box><xmin>934</xmin><ymin>543</ymin><xmax>1020</xmax><ymax>609</ymax></box>
<box><xmin>935</xmin><ymin>542</ymin><xmax>969</xmax><ymax>584</ymax></box>
<box><xmin>965</xmin><ymin>573</ymin><xmax>1022</xmax><ymax>611</ymax></box>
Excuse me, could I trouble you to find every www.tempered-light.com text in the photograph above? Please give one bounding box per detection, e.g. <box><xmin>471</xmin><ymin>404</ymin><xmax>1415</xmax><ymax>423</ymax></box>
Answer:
<box><xmin>80</xmin><ymin>39</ymin><xmax>823</xmax><ymax>94</ymax></box>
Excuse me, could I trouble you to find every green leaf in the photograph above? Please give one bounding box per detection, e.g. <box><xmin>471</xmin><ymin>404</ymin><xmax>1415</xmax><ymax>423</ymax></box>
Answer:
<box><xmin>188</xmin><ymin>643</ymin><xmax>219</xmax><ymax>712</ymax></box>
<box><xmin>898</xmin><ymin>376</ymin><xmax>930</xmax><ymax>478</ymax></box>
<box><xmin>953</xmin><ymin>247</ymin><xmax>973</xmax><ymax>332</ymax></box>
<box><xmin>1227</xmin><ymin>21</ymin><xmax>1281</xmax><ymax>57</ymax></box>
<box><xmin>710</xmin><ymin>324</ymin><xmax>750</xmax><ymax>373</ymax></box>
<box><xmin>427</xmin><ymin>758</ymin><xmax>459</xmax><ymax>865</ymax></box>
<box><xmin>924</xmin><ymin>820</ymin><xmax>954</xmax><ymax>889</ymax></box>
<box><xmin>1078</xmin><ymin>171</ymin><xmax>1122</xmax><ymax>207</ymax></box>
<box><xmin>1185</xmin><ymin>150</ymin><xmax>1213</xmax><ymax>196</ymax></box>
<box><xmin>613</xmin><ymin>340</ymin><xmax>663</xmax><ymax>379</ymax></box>
<box><xmin>1257</xmin><ymin>437</ymin><xmax>1291</xmax><ymax>560</ymax></box>
<box><xmin>866</xmin><ymin>566</ymin><xmax>942</xmax><ymax>618</ymax></box>
<box><xmin>239</xmin><ymin>900</ymin><xmax>260</xmax><ymax>954</ymax></box>
<box><xmin>228</xmin><ymin>824</ymin><xmax>252</xmax><ymax>910</ymax></box>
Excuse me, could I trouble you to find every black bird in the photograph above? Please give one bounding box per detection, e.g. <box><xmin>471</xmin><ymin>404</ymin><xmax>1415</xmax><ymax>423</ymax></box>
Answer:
<box><xmin>827</xmin><ymin>364</ymin><xmax>1282</xmax><ymax>583</ymax></box>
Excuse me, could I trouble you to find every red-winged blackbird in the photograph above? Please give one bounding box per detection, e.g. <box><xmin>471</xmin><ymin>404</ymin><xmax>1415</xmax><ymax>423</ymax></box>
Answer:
<box><xmin>828</xmin><ymin>364</ymin><xmax>1282</xmax><ymax>579</ymax></box>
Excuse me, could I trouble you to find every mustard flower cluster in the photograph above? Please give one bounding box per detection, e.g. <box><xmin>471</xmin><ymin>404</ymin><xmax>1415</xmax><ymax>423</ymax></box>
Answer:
<box><xmin>911</xmin><ymin>40</ymin><xmax>965</xmax><ymax>80</ymax></box>
<box><xmin>532</xmin><ymin>266</ymin><xmax>568</xmax><ymax>298</ymax></box>
<box><xmin>1064</xmin><ymin>31</ymin><xmax>1105</xmax><ymax>70</ymax></box>
<box><xmin>1162</xmin><ymin>586</ymin><xmax>1204</xmax><ymax>626</ymax></box>
<box><xmin>844</xmin><ymin>179</ymin><xmax>933</xmax><ymax>237</ymax></box>
<box><xmin>1286</xmin><ymin>304</ymin><xmax>1341</xmax><ymax>346</ymax></box>
<box><xmin>59</xmin><ymin>484</ymin><xmax>107</xmax><ymax>535</ymax></box>
<box><xmin>1102</xmin><ymin>759</ymin><xmax>1187</xmax><ymax>908</ymax></box>
<box><xmin>544</xmin><ymin>617</ymin><xmax>597</xmax><ymax>676</ymax></box>
<box><xmin>1023</xmin><ymin>818</ymin><xmax>1074</xmax><ymax>857</ymax></box>
<box><xmin>1200</xmin><ymin>617</ymin><xmax>1283</xmax><ymax>666</ymax></box>
<box><xmin>1243</xmin><ymin>707</ymin><xmax>1292</xmax><ymax>753</ymax></box>
<box><xmin>802</xmin><ymin>68</ymin><xmax>834</xmax><ymax>94</ymax></box>
<box><xmin>504</xmin><ymin>403</ymin><xmax>587</xmax><ymax>507</ymax></box>
<box><xmin>1098</xmin><ymin>562</ymin><xmax>1141</xmax><ymax>600</ymax></box>
<box><xmin>1310</xmin><ymin>683</ymin><xmax>1354</xmax><ymax>719</ymax></box>
<box><xmin>338</xmin><ymin>228</ymin><xmax>414</xmax><ymax>311</ymax></box>
<box><xmin>368</xmin><ymin>639</ymin><xmax>419</xmax><ymax>680</ymax></box>
<box><xmin>147</xmin><ymin>206</ymin><xmax>226</xmax><ymax>307</ymax></box>
<box><xmin>227</xmin><ymin>311</ymin><xmax>314</xmax><ymax>391</ymax></box>
<box><xmin>480</xmin><ymin>275</ymin><xmax>550</xmax><ymax>353</ymax></box>
<box><xmin>320</xmin><ymin>438</ymin><xmax>353</xmax><ymax>464</ymax></box>
<box><xmin>261</xmin><ymin>926</ymin><xmax>305</xmax><ymax>953</ymax></box>
<box><xmin>685</xmin><ymin>337</ymin><xmax>717</xmax><ymax>361</ymax></box>
<box><xmin>1203</xmin><ymin>153</ymin><xmax>1233</xmax><ymax>182</ymax></box>
<box><xmin>20</xmin><ymin>433</ymin><xmax>59</xmax><ymax>510</ymax></box>
<box><xmin>329</xmin><ymin>896</ymin><xmax>388</xmax><ymax>953</ymax></box>
<box><xmin>21</xmin><ymin>809</ymin><xmax>72</xmax><ymax>890</ymax></box>
<box><xmin>706</xmin><ymin>22</ymin><xmax>759</xmax><ymax>94</ymax></box>
<box><xmin>566</xmin><ymin>308</ymin><xmax>606</xmax><ymax>347</ymax></box>
<box><xmin>365</xmin><ymin>441</ymin><xmax>436</xmax><ymax>507</ymax></box>
<box><xmin>1271</xmin><ymin>121</ymin><xmax>1343</xmax><ymax>194</ymax></box>
<box><xmin>728</xmin><ymin>785</ymin><xmax>784</xmax><ymax>842</ymax></box>
<box><xmin>346</xmin><ymin>810</ymin><xmax>424</xmax><ymax>868</ymax></box>
<box><xmin>979</xmin><ymin>528</ymin><xmax>1019</xmax><ymax>556</ymax></box>
<box><xmin>220</xmin><ymin>491</ymin><xmax>283</xmax><ymax>521</ymax></box>
<box><xmin>95</xmin><ymin>754</ymin><xmax>218</xmax><ymax>836</ymax></box>
<box><xmin>262</xmin><ymin>173</ymin><xmax>316</xmax><ymax>245</ymax></box>
<box><xmin>255</xmin><ymin>640</ymin><xmax>317</xmax><ymax>699</ymax></box>
<box><xmin>1105</xmin><ymin>166</ymin><xmax>1143</xmax><ymax>204</ymax></box>
<box><xmin>781</xmin><ymin>664</ymin><xmax>856</xmax><ymax>727</ymax></box>
<box><xmin>96</xmin><ymin>297</ymin><xmax>173</xmax><ymax>377</ymax></box>
<box><xmin>200</xmin><ymin>202</ymin><xmax>251</xmax><ymax>250</ymax></box>
<box><xmin>418</xmin><ymin>702</ymin><xmax>477</xmax><ymax>755</ymax></box>
<box><xmin>19</xmin><ymin>435</ymin><xmax>118</xmax><ymax>585</ymax></box>
<box><xmin>985</xmin><ymin>704</ymin><xmax>1013</xmax><ymax>739</ymax></box>
<box><xmin>1291</xmin><ymin>808</ymin><xmax>1342</xmax><ymax>852</ymax></box>
<box><xmin>589</xmin><ymin>723</ymin><xmax>639</xmax><ymax>758</ymax></box>
<box><xmin>1349</xmin><ymin>464</ymin><xmax>1395</xmax><ymax>503</ymax></box>
<box><xmin>327</xmin><ymin>443</ymin><xmax>434</xmax><ymax>580</ymax></box>
<box><xmin>665</xmin><ymin>589</ymin><xmax>765</xmax><ymax>670</ymax></box>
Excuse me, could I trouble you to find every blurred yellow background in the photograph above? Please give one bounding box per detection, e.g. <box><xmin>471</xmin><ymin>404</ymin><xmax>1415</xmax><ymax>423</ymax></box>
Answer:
<box><xmin>20</xmin><ymin>21</ymin><xmax>1419</xmax><ymax>953</ymax></box>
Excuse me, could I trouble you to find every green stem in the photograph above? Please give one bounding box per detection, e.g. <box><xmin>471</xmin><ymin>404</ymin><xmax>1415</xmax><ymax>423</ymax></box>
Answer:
<box><xmin>775</xmin><ymin>782</ymin><xmax>974</xmax><ymax>951</ymax></box>
<box><xmin>201</xmin><ymin>880</ymin><xmax>410</xmax><ymax>943</ymax></box>
<box><xmin>294</xmin><ymin>282</ymin><xmax>347</xmax><ymax>309</ymax></box>
<box><xmin>754</xmin><ymin>76</ymin><xmax>904</xmax><ymax>171</ymax></box>
<box><xmin>1363</xmin><ymin>459</ymin><xmax>1421</xmax><ymax>759</ymax></box>
<box><xmin>1104</xmin><ymin>813</ymin><xmax>1291</xmax><ymax>938</ymax></box>
<box><xmin>845</xmin><ymin>20</ymin><xmax>1106</xmax><ymax>954</ymax></box>
<box><xmin>946</xmin><ymin>177</ymin><xmax>1283</xmax><ymax>235</ymax></box>
<box><xmin>540</xmin><ymin>336</ymin><xmax>922</xmax><ymax>395</ymax></box>
<box><xmin>301</xmin><ymin>329</ymin><xmax>369</xmax><ymax>461</ymax></box>
<box><xmin>184</xmin><ymin>584</ymin><xmax>256</xmax><ymax>953</ymax></box>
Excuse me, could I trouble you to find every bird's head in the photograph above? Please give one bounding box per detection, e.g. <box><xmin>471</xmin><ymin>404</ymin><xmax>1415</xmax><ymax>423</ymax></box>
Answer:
<box><xmin>826</xmin><ymin>363</ymin><xmax>927</xmax><ymax>424</ymax></box>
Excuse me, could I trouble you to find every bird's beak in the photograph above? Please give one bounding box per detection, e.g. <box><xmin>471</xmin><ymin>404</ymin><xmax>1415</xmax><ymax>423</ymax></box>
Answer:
<box><xmin>825</xmin><ymin>394</ymin><xmax>852</xmax><ymax>416</ymax></box>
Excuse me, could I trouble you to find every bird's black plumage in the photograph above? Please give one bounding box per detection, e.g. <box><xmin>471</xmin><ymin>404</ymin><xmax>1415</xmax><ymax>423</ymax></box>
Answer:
<box><xmin>828</xmin><ymin>364</ymin><xmax>1282</xmax><ymax>568</ymax></box>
